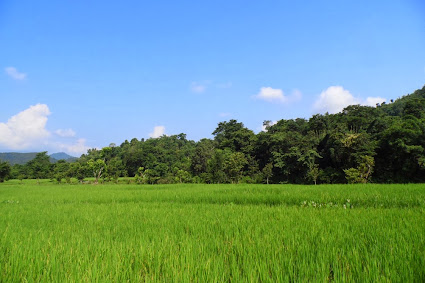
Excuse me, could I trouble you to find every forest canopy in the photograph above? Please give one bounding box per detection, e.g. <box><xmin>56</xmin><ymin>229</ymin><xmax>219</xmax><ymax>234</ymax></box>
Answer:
<box><xmin>2</xmin><ymin>86</ymin><xmax>425</xmax><ymax>184</ymax></box>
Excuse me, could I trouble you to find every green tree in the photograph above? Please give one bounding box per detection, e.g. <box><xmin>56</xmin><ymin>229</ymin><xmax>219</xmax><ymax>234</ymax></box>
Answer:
<box><xmin>53</xmin><ymin>160</ymin><xmax>70</xmax><ymax>183</ymax></box>
<box><xmin>143</xmin><ymin>168</ymin><xmax>160</xmax><ymax>184</ymax></box>
<box><xmin>26</xmin><ymin>152</ymin><xmax>52</xmax><ymax>183</ymax></box>
<box><xmin>343</xmin><ymin>168</ymin><xmax>362</xmax><ymax>184</ymax></box>
<box><xmin>104</xmin><ymin>157</ymin><xmax>124</xmax><ymax>182</ymax></box>
<box><xmin>298</xmin><ymin>149</ymin><xmax>322</xmax><ymax>185</ymax></box>
<box><xmin>212</xmin><ymin>119</ymin><xmax>256</xmax><ymax>154</ymax></box>
<box><xmin>191</xmin><ymin>138</ymin><xmax>215</xmax><ymax>175</ymax></box>
<box><xmin>87</xmin><ymin>159</ymin><xmax>106</xmax><ymax>184</ymax></box>
<box><xmin>0</xmin><ymin>160</ymin><xmax>11</xmax><ymax>182</ymax></box>
<box><xmin>206</xmin><ymin>149</ymin><xmax>228</xmax><ymax>183</ymax></box>
<box><xmin>224</xmin><ymin>152</ymin><xmax>248</xmax><ymax>183</ymax></box>
<box><xmin>262</xmin><ymin>163</ymin><xmax>273</xmax><ymax>184</ymax></box>
<box><xmin>344</xmin><ymin>155</ymin><xmax>374</xmax><ymax>184</ymax></box>
<box><xmin>68</xmin><ymin>162</ymin><xmax>88</xmax><ymax>183</ymax></box>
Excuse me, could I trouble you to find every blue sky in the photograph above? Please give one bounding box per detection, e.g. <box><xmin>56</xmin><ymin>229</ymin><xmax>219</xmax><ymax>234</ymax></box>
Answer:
<box><xmin>1</xmin><ymin>0</ymin><xmax>424</xmax><ymax>156</ymax></box>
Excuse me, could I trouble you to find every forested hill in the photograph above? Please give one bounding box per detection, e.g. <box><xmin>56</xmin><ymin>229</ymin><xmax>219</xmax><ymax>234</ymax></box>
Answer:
<box><xmin>0</xmin><ymin>152</ymin><xmax>76</xmax><ymax>165</ymax></box>
<box><xmin>0</xmin><ymin>152</ymin><xmax>38</xmax><ymax>165</ymax></box>
<box><xmin>2</xmin><ymin>86</ymin><xmax>425</xmax><ymax>184</ymax></box>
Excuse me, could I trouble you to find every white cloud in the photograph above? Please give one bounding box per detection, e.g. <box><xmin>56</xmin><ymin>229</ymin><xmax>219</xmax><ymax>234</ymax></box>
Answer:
<box><xmin>261</xmin><ymin>120</ymin><xmax>277</xmax><ymax>132</ymax></box>
<box><xmin>0</xmin><ymin>104</ymin><xmax>90</xmax><ymax>156</ymax></box>
<box><xmin>254</xmin><ymin>87</ymin><xmax>302</xmax><ymax>104</ymax></box>
<box><xmin>0</xmin><ymin>104</ymin><xmax>51</xmax><ymax>149</ymax></box>
<box><xmin>149</xmin><ymin>126</ymin><xmax>165</xmax><ymax>138</ymax></box>
<box><xmin>364</xmin><ymin>97</ymin><xmax>387</xmax><ymax>107</ymax></box>
<box><xmin>56</xmin><ymin>138</ymin><xmax>90</xmax><ymax>156</ymax></box>
<box><xmin>314</xmin><ymin>86</ymin><xmax>360</xmax><ymax>114</ymax></box>
<box><xmin>5</xmin><ymin>67</ymin><xmax>27</xmax><ymax>80</ymax></box>
<box><xmin>255</xmin><ymin>87</ymin><xmax>287</xmax><ymax>103</ymax></box>
<box><xmin>219</xmin><ymin>112</ymin><xmax>231</xmax><ymax>117</ymax></box>
<box><xmin>190</xmin><ymin>82</ymin><xmax>207</xmax><ymax>93</ymax></box>
<box><xmin>55</xmin><ymin>128</ymin><xmax>76</xmax><ymax>137</ymax></box>
<box><xmin>314</xmin><ymin>86</ymin><xmax>388</xmax><ymax>114</ymax></box>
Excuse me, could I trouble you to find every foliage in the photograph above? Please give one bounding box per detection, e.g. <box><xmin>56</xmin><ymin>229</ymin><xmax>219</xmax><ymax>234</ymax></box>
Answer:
<box><xmin>0</xmin><ymin>160</ymin><xmax>11</xmax><ymax>182</ymax></box>
<box><xmin>0</xmin><ymin>152</ymin><xmax>75</xmax><ymax>165</ymax></box>
<box><xmin>5</xmin><ymin>86</ymin><xmax>425</xmax><ymax>184</ymax></box>
<box><xmin>26</xmin><ymin>152</ymin><xmax>52</xmax><ymax>181</ymax></box>
<box><xmin>262</xmin><ymin>163</ymin><xmax>273</xmax><ymax>184</ymax></box>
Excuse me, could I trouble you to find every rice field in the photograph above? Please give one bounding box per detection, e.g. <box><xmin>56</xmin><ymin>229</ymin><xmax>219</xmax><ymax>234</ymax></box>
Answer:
<box><xmin>1</xmin><ymin>182</ymin><xmax>425</xmax><ymax>282</ymax></box>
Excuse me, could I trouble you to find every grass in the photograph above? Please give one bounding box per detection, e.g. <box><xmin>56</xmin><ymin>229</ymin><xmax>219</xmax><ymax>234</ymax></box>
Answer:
<box><xmin>1</xmin><ymin>182</ymin><xmax>425</xmax><ymax>281</ymax></box>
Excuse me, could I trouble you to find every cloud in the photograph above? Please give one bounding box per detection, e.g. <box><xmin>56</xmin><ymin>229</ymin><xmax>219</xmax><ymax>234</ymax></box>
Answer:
<box><xmin>0</xmin><ymin>104</ymin><xmax>51</xmax><ymax>149</ymax></box>
<box><xmin>254</xmin><ymin>87</ymin><xmax>302</xmax><ymax>104</ymax></box>
<box><xmin>190</xmin><ymin>82</ymin><xmax>207</xmax><ymax>93</ymax></box>
<box><xmin>0</xmin><ymin>104</ymin><xmax>90</xmax><ymax>156</ymax></box>
<box><xmin>219</xmin><ymin>112</ymin><xmax>231</xmax><ymax>117</ymax></box>
<box><xmin>313</xmin><ymin>86</ymin><xmax>360</xmax><ymax>114</ymax></box>
<box><xmin>314</xmin><ymin>86</ymin><xmax>388</xmax><ymax>114</ymax></box>
<box><xmin>364</xmin><ymin>97</ymin><xmax>387</xmax><ymax>107</ymax></box>
<box><xmin>5</xmin><ymin>67</ymin><xmax>27</xmax><ymax>80</ymax></box>
<box><xmin>261</xmin><ymin>120</ymin><xmax>277</xmax><ymax>132</ymax></box>
<box><xmin>55</xmin><ymin>128</ymin><xmax>76</xmax><ymax>137</ymax></box>
<box><xmin>56</xmin><ymin>138</ymin><xmax>90</xmax><ymax>155</ymax></box>
<box><xmin>149</xmin><ymin>126</ymin><xmax>165</xmax><ymax>138</ymax></box>
<box><xmin>255</xmin><ymin>87</ymin><xmax>287</xmax><ymax>103</ymax></box>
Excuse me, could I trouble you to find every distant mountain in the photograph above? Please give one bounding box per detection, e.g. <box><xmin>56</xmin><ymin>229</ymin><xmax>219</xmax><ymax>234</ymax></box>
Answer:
<box><xmin>0</xmin><ymin>152</ymin><xmax>38</xmax><ymax>165</ymax></box>
<box><xmin>0</xmin><ymin>152</ymin><xmax>77</xmax><ymax>165</ymax></box>
<box><xmin>50</xmin><ymin>152</ymin><xmax>77</xmax><ymax>162</ymax></box>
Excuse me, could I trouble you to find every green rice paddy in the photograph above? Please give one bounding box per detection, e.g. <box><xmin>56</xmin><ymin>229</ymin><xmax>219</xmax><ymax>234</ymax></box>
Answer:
<box><xmin>1</xmin><ymin>182</ymin><xmax>425</xmax><ymax>281</ymax></box>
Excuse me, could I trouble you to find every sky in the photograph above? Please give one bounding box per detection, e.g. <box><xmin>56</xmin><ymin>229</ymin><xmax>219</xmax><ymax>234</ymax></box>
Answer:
<box><xmin>1</xmin><ymin>0</ymin><xmax>425</xmax><ymax>156</ymax></box>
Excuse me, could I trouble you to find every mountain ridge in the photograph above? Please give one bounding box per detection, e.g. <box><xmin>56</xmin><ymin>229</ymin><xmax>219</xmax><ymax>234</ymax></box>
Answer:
<box><xmin>0</xmin><ymin>152</ymin><xmax>77</xmax><ymax>165</ymax></box>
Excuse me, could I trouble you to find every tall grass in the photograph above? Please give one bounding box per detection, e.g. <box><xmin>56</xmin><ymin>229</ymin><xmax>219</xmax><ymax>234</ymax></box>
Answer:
<box><xmin>1</xmin><ymin>183</ymin><xmax>424</xmax><ymax>281</ymax></box>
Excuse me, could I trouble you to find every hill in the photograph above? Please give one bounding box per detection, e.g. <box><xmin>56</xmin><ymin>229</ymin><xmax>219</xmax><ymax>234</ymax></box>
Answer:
<box><xmin>49</xmin><ymin>152</ymin><xmax>78</xmax><ymax>162</ymax></box>
<box><xmin>0</xmin><ymin>152</ymin><xmax>77</xmax><ymax>165</ymax></box>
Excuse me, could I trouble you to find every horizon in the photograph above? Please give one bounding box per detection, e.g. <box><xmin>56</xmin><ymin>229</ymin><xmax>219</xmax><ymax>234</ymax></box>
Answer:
<box><xmin>1</xmin><ymin>0</ymin><xmax>425</xmax><ymax>155</ymax></box>
<box><xmin>0</xmin><ymin>151</ymin><xmax>78</xmax><ymax>158</ymax></box>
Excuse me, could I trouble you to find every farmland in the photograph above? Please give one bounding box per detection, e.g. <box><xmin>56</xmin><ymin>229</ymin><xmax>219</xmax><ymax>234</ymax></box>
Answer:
<box><xmin>1</xmin><ymin>182</ymin><xmax>425</xmax><ymax>281</ymax></box>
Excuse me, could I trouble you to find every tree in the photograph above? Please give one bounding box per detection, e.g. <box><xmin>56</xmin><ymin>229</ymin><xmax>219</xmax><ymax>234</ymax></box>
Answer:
<box><xmin>224</xmin><ymin>152</ymin><xmax>248</xmax><ymax>183</ymax></box>
<box><xmin>68</xmin><ymin>162</ymin><xmax>88</xmax><ymax>183</ymax></box>
<box><xmin>344</xmin><ymin>155</ymin><xmax>374</xmax><ymax>184</ymax></box>
<box><xmin>375</xmin><ymin>117</ymin><xmax>424</xmax><ymax>182</ymax></box>
<box><xmin>87</xmin><ymin>159</ymin><xmax>106</xmax><ymax>184</ymax></box>
<box><xmin>307</xmin><ymin>164</ymin><xmax>320</xmax><ymax>185</ymax></box>
<box><xmin>135</xmin><ymin>167</ymin><xmax>145</xmax><ymax>184</ymax></box>
<box><xmin>53</xmin><ymin>160</ymin><xmax>70</xmax><ymax>183</ymax></box>
<box><xmin>174</xmin><ymin>168</ymin><xmax>192</xmax><ymax>183</ymax></box>
<box><xmin>104</xmin><ymin>157</ymin><xmax>124</xmax><ymax>182</ymax></box>
<box><xmin>191</xmin><ymin>138</ymin><xmax>215</xmax><ymax>175</ymax></box>
<box><xmin>357</xmin><ymin>155</ymin><xmax>374</xmax><ymax>183</ymax></box>
<box><xmin>0</xmin><ymin>160</ymin><xmax>11</xmax><ymax>182</ymax></box>
<box><xmin>26</xmin><ymin>152</ymin><xmax>52</xmax><ymax>183</ymax></box>
<box><xmin>143</xmin><ymin>168</ymin><xmax>160</xmax><ymax>184</ymax></box>
<box><xmin>298</xmin><ymin>149</ymin><xmax>322</xmax><ymax>185</ymax></box>
<box><xmin>212</xmin><ymin>119</ymin><xmax>256</xmax><ymax>154</ymax></box>
<box><xmin>262</xmin><ymin>163</ymin><xmax>273</xmax><ymax>184</ymax></box>
<box><xmin>206</xmin><ymin>149</ymin><xmax>228</xmax><ymax>183</ymax></box>
<box><xmin>344</xmin><ymin>168</ymin><xmax>362</xmax><ymax>184</ymax></box>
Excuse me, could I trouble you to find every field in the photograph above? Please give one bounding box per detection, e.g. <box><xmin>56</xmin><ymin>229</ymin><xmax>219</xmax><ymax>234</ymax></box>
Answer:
<box><xmin>1</xmin><ymin>182</ymin><xmax>425</xmax><ymax>282</ymax></box>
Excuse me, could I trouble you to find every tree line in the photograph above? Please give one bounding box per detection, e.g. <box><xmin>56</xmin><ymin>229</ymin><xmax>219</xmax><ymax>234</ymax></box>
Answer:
<box><xmin>1</xmin><ymin>86</ymin><xmax>425</xmax><ymax>184</ymax></box>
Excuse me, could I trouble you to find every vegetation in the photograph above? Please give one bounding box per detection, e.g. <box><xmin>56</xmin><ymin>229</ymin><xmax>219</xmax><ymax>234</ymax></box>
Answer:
<box><xmin>3</xmin><ymin>86</ymin><xmax>425</xmax><ymax>184</ymax></box>
<box><xmin>0</xmin><ymin>160</ymin><xmax>11</xmax><ymax>182</ymax></box>
<box><xmin>1</xmin><ymin>183</ymin><xmax>424</xmax><ymax>281</ymax></box>
<box><xmin>0</xmin><ymin>152</ymin><xmax>76</xmax><ymax>165</ymax></box>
